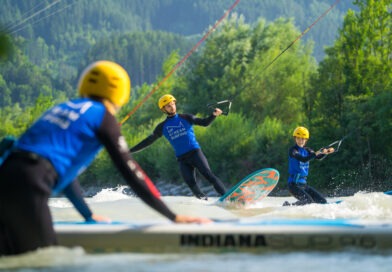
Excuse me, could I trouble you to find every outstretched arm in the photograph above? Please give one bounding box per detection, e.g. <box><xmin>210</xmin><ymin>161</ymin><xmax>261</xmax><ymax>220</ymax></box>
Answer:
<box><xmin>63</xmin><ymin>180</ymin><xmax>110</xmax><ymax>222</ymax></box>
<box><xmin>182</xmin><ymin>108</ymin><xmax>222</xmax><ymax>127</ymax></box>
<box><xmin>130</xmin><ymin>134</ymin><xmax>159</xmax><ymax>153</ymax></box>
<box><xmin>289</xmin><ymin>146</ymin><xmax>317</xmax><ymax>162</ymax></box>
<box><xmin>130</xmin><ymin>122</ymin><xmax>163</xmax><ymax>153</ymax></box>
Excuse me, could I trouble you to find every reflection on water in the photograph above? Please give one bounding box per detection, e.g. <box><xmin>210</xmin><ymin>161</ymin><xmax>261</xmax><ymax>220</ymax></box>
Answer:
<box><xmin>2</xmin><ymin>248</ymin><xmax>392</xmax><ymax>272</ymax></box>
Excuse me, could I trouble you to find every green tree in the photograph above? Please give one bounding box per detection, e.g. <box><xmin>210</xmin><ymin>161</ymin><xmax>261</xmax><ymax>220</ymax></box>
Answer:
<box><xmin>83</xmin><ymin>31</ymin><xmax>192</xmax><ymax>87</ymax></box>
<box><xmin>311</xmin><ymin>0</ymin><xmax>392</xmax><ymax>191</ymax></box>
<box><xmin>176</xmin><ymin>15</ymin><xmax>317</xmax><ymax>125</ymax></box>
<box><xmin>0</xmin><ymin>30</ymin><xmax>13</xmax><ymax>59</ymax></box>
<box><xmin>125</xmin><ymin>15</ymin><xmax>317</xmax><ymax>186</ymax></box>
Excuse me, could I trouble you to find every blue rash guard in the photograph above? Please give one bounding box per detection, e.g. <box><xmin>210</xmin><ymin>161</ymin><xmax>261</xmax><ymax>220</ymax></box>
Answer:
<box><xmin>288</xmin><ymin>145</ymin><xmax>318</xmax><ymax>184</ymax></box>
<box><xmin>129</xmin><ymin>112</ymin><xmax>226</xmax><ymax>198</ymax></box>
<box><xmin>286</xmin><ymin>144</ymin><xmax>327</xmax><ymax>206</ymax></box>
<box><xmin>13</xmin><ymin>97</ymin><xmax>175</xmax><ymax>220</ymax></box>
<box><xmin>0</xmin><ymin>97</ymin><xmax>178</xmax><ymax>255</ymax></box>
<box><xmin>17</xmin><ymin>98</ymin><xmax>104</xmax><ymax>194</ymax></box>
<box><xmin>161</xmin><ymin>114</ymin><xmax>201</xmax><ymax>157</ymax></box>
<box><xmin>131</xmin><ymin>113</ymin><xmax>216</xmax><ymax>157</ymax></box>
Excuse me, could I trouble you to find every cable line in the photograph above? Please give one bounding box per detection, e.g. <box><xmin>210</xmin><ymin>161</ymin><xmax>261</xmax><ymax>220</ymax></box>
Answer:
<box><xmin>119</xmin><ymin>0</ymin><xmax>241</xmax><ymax>125</ymax></box>
<box><xmin>261</xmin><ymin>0</ymin><xmax>341</xmax><ymax>73</ymax></box>
<box><xmin>10</xmin><ymin>2</ymin><xmax>76</xmax><ymax>35</ymax></box>
<box><xmin>5</xmin><ymin>0</ymin><xmax>61</xmax><ymax>34</ymax></box>
<box><xmin>2</xmin><ymin>0</ymin><xmax>77</xmax><ymax>35</ymax></box>
<box><xmin>1</xmin><ymin>1</ymin><xmax>47</xmax><ymax>32</ymax></box>
<box><xmin>222</xmin><ymin>0</ymin><xmax>341</xmax><ymax>103</ymax></box>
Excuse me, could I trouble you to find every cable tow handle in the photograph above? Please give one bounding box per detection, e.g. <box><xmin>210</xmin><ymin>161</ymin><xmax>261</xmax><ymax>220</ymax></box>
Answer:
<box><xmin>318</xmin><ymin>132</ymin><xmax>353</xmax><ymax>160</ymax></box>
<box><xmin>207</xmin><ymin>100</ymin><xmax>232</xmax><ymax>116</ymax></box>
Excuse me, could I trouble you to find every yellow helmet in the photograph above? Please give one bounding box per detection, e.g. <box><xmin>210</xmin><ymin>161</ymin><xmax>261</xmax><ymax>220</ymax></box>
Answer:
<box><xmin>293</xmin><ymin>126</ymin><xmax>309</xmax><ymax>139</ymax></box>
<box><xmin>158</xmin><ymin>94</ymin><xmax>176</xmax><ymax>109</ymax></box>
<box><xmin>78</xmin><ymin>60</ymin><xmax>131</xmax><ymax>107</ymax></box>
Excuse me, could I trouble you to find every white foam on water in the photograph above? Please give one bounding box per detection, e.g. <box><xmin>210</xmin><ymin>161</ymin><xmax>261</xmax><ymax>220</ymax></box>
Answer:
<box><xmin>4</xmin><ymin>191</ymin><xmax>392</xmax><ymax>271</ymax></box>
<box><xmin>88</xmin><ymin>186</ymin><xmax>132</xmax><ymax>202</ymax></box>
<box><xmin>48</xmin><ymin>186</ymin><xmax>392</xmax><ymax>222</ymax></box>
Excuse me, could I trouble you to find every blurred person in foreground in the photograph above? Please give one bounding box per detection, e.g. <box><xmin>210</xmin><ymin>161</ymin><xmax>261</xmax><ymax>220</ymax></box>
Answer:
<box><xmin>0</xmin><ymin>60</ymin><xmax>211</xmax><ymax>256</ymax></box>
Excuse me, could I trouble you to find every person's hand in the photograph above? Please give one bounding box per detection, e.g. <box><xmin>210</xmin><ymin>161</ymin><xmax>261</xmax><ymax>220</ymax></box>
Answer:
<box><xmin>317</xmin><ymin>147</ymin><xmax>335</xmax><ymax>155</ymax></box>
<box><xmin>321</xmin><ymin>147</ymin><xmax>335</xmax><ymax>154</ymax></box>
<box><xmin>213</xmin><ymin>108</ymin><xmax>223</xmax><ymax>116</ymax></box>
<box><xmin>327</xmin><ymin>147</ymin><xmax>335</xmax><ymax>153</ymax></box>
<box><xmin>174</xmin><ymin>215</ymin><xmax>213</xmax><ymax>224</ymax></box>
<box><xmin>90</xmin><ymin>214</ymin><xmax>112</xmax><ymax>223</ymax></box>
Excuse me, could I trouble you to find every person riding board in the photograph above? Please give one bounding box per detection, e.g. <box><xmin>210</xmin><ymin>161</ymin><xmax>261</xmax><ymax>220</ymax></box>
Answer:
<box><xmin>284</xmin><ymin>126</ymin><xmax>335</xmax><ymax>206</ymax></box>
<box><xmin>130</xmin><ymin>94</ymin><xmax>227</xmax><ymax>200</ymax></box>
<box><xmin>0</xmin><ymin>61</ymin><xmax>211</xmax><ymax>256</ymax></box>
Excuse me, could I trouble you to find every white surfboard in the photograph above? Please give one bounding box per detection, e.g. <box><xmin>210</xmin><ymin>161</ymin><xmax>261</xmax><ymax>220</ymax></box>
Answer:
<box><xmin>55</xmin><ymin>218</ymin><xmax>392</xmax><ymax>253</ymax></box>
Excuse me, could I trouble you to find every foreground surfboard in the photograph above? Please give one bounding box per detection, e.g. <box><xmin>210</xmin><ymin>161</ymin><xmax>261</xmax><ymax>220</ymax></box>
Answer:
<box><xmin>55</xmin><ymin>218</ymin><xmax>392</xmax><ymax>253</ymax></box>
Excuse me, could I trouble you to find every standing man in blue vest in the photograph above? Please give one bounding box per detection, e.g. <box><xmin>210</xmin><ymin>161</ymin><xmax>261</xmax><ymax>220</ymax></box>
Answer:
<box><xmin>130</xmin><ymin>94</ymin><xmax>227</xmax><ymax>200</ymax></box>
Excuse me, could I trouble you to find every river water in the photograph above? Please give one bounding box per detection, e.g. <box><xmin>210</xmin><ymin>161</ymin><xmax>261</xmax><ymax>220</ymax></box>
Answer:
<box><xmin>1</xmin><ymin>187</ymin><xmax>392</xmax><ymax>271</ymax></box>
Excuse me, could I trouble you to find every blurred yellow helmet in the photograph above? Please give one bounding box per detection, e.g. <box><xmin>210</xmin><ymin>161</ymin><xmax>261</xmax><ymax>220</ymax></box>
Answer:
<box><xmin>293</xmin><ymin>126</ymin><xmax>309</xmax><ymax>139</ymax></box>
<box><xmin>158</xmin><ymin>94</ymin><xmax>176</xmax><ymax>109</ymax></box>
<box><xmin>78</xmin><ymin>60</ymin><xmax>131</xmax><ymax>107</ymax></box>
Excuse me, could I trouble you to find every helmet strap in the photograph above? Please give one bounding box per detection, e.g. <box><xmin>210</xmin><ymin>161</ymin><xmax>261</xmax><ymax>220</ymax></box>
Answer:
<box><xmin>163</xmin><ymin>110</ymin><xmax>175</xmax><ymax>116</ymax></box>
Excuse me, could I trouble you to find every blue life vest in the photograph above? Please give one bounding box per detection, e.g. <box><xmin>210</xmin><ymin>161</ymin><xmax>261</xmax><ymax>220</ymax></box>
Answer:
<box><xmin>16</xmin><ymin>98</ymin><xmax>105</xmax><ymax>194</ymax></box>
<box><xmin>162</xmin><ymin>114</ymin><xmax>200</xmax><ymax>157</ymax></box>
<box><xmin>288</xmin><ymin>145</ymin><xmax>310</xmax><ymax>184</ymax></box>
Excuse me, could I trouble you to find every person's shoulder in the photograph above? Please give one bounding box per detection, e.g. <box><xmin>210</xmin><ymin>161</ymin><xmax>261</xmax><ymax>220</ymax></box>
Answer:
<box><xmin>153</xmin><ymin>119</ymin><xmax>167</xmax><ymax>133</ymax></box>
<box><xmin>288</xmin><ymin>145</ymin><xmax>299</xmax><ymax>156</ymax></box>
<box><xmin>178</xmin><ymin>113</ymin><xmax>193</xmax><ymax>118</ymax></box>
<box><xmin>178</xmin><ymin>113</ymin><xmax>194</xmax><ymax>121</ymax></box>
<box><xmin>68</xmin><ymin>97</ymin><xmax>105</xmax><ymax>110</ymax></box>
<box><xmin>304</xmin><ymin>146</ymin><xmax>315</xmax><ymax>153</ymax></box>
<box><xmin>289</xmin><ymin>145</ymin><xmax>298</xmax><ymax>152</ymax></box>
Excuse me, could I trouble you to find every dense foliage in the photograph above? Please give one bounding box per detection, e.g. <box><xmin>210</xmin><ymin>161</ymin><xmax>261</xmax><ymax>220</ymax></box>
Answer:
<box><xmin>1</xmin><ymin>0</ymin><xmax>391</xmax><ymax>196</ymax></box>
<box><xmin>309</xmin><ymin>0</ymin><xmax>392</xmax><ymax>193</ymax></box>
<box><xmin>0</xmin><ymin>0</ymin><xmax>353</xmax><ymax>106</ymax></box>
